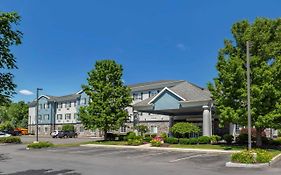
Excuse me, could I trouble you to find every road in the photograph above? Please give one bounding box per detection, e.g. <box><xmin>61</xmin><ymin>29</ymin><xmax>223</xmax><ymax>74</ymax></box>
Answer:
<box><xmin>1</xmin><ymin>143</ymin><xmax>281</xmax><ymax>175</ymax></box>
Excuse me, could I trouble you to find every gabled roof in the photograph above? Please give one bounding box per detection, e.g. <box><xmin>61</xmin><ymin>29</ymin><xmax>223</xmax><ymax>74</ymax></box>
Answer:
<box><xmin>133</xmin><ymin>81</ymin><xmax>211</xmax><ymax>107</ymax></box>
<box><xmin>129</xmin><ymin>80</ymin><xmax>185</xmax><ymax>92</ymax></box>
<box><xmin>148</xmin><ymin>87</ymin><xmax>185</xmax><ymax>104</ymax></box>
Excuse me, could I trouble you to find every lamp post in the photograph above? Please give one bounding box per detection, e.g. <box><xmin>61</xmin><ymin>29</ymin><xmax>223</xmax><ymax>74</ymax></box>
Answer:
<box><xmin>246</xmin><ymin>41</ymin><xmax>252</xmax><ymax>150</ymax></box>
<box><xmin>36</xmin><ymin>88</ymin><xmax>43</xmax><ymax>142</ymax></box>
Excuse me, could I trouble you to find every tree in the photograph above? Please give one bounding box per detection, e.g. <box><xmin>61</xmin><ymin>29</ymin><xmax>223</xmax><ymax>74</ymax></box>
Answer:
<box><xmin>208</xmin><ymin>18</ymin><xmax>281</xmax><ymax>146</ymax></box>
<box><xmin>0</xmin><ymin>12</ymin><xmax>23</xmax><ymax>105</ymax></box>
<box><xmin>0</xmin><ymin>101</ymin><xmax>28</xmax><ymax>129</ymax></box>
<box><xmin>79</xmin><ymin>60</ymin><xmax>132</xmax><ymax>140</ymax></box>
<box><xmin>170</xmin><ymin>122</ymin><xmax>200</xmax><ymax>138</ymax></box>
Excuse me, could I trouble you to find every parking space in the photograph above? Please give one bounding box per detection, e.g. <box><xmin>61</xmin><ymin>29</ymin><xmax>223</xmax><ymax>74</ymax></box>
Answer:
<box><xmin>43</xmin><ymin>146</ymin><xmax>229</xmax><ymax>165</ymax></box>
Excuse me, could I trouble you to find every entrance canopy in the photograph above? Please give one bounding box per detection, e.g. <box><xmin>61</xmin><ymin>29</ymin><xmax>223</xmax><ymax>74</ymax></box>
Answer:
<box><xmin>132</xmin><ymin>81</ymin><xmax>214</xmax><ymax>136</ymax></box>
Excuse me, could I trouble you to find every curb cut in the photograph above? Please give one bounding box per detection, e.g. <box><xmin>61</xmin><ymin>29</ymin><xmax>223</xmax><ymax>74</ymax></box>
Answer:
<box><xmin>225</xmin><ymin>153</ymin><xmax>281</xmax><ymax>168</ymax></box>
<box><xmin>80</xmin><ymin>144</ymin><xmax>239</xmax><ymax>154</ymax></box>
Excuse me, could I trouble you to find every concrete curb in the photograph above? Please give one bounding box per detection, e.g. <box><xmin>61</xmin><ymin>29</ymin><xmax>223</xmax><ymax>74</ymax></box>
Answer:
<box><xmin>80</xmin><ymin>144</ymin><xmax>239</xmax><ymax>153</ymax></box>
<box><xmin>225</xmin><ymin>153</ymin><xmax>281</xmax><ymax>168</ymax></box>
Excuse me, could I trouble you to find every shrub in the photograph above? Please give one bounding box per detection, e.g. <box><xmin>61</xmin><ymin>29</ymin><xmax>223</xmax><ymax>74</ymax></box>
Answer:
<box><xmin>231</xmin><ymin>150</ymin><xmax>255</xmax><ymax>164</ymax></box>
<box><xmin>27</xmin><ymin>141</ymin><xmax>54</xmax><ymax>149</ymax></box>
<box><xmin>231</xmin><ymin>149</ymin><xmax>272</xmax><ymax>164</ymax></box>
<box><xmin>150</xmin><ymin>134</ymin><xmax>157</xmax><ymax>138</ymax></box>
<box><xmin>189</xmin><ymin>138</ymin><xmax>198</xmax><ymax>144</ymax></box>
<box><xmin>117</xmin><ymin>134</ymin><xmax>127</xmax><ymax>141</ymax></box>
<box><xmin>107</xmin><ymin>133</ymin><xmax>118</xmax><ymax>140</ymax></box>
<box><xmin>150</xmin><ymin>140</ymin><xmax>162</xmax><ymax>147</ymax></box>
<box><xmin>143</xmin><ymin>137</ymin><xmax>152</xmax><ymax>142</ymax></box>
<box><xmin>210</xmin><ymin>135</ymin><xmax>221</xmax><ymax>144</ymax></box>
<box><xmin>127</xmin><ymin>132</ymin><xmax>136</xmax><ymax>140</ymax></box>
<box><xmin>237</xmin><ymin>133</ymin><xmax>249</xmax><ymax>144</ymax></box>
<box><xmin>269</xmin><ymin>137</ymin><xmax>281</xmax><ymax>146</ymax></box>
<box><xmin>223</xmin><ymin>134</ymin><xmax>233</xmax><ymax>144</ymax></box>
<box><xmin>127</xmin><ymin>139</ymin><xmax>143</xmax><ymax>146</ymax></box>
<box><xmin>0</xmin><ymin>136</ymin><xmax>21</xmax><ymax>144</ymax></box>
<box><xmin>62</xmin><ymin>124</ymin><xmax>75</xmax><ymax>131</ymax></box>
<box><xmin>160</xmin><ymin>132</ymin><xmax>168</xmax><ymax>139</ymax></box>
<box><xmin>179</xmin><ymin>138</ymin><xmax>190</xmax><ymax>145</ymax></box>
<box><xmin>170</xmin><ymin>122</ymin><xmax>200</xmax><ymax>138</ymax></box>
<box><xmin>198</xmin><ymin>136</ymin><xmax>210</xmax><ymax>144</ymax></box>
<box><xmin>164</xmin><ymin>137</ymin><xmax>178</xmax><ymax>144</ymax></box>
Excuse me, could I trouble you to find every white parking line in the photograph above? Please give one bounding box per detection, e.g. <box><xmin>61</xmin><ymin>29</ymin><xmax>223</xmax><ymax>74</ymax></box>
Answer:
<box><xmin>169</xmin><ymin>154</ymin><xmax>206</xmax><ymax>163</ymax></box>
<box><xmin>128</xmin><ymin>151</ymin><xmax>174</xmax><ymax>159</ymax></box>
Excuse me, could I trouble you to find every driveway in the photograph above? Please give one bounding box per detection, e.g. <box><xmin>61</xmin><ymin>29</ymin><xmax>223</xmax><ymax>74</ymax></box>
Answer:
<box><xmin>1</xmin><ymin>144</ymin><xmax>281</xmax><ymax>175</ymax></box>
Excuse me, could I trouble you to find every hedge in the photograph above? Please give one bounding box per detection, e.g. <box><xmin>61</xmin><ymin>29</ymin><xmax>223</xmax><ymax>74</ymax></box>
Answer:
<box><xmin>231</xmin><ymin>149</ymin><xmax>272</xmax><ymax>164</ymax></box>
<box><xmin>0</xmin><ymin>136</ymin><xmax>21</xmax><ymax>144</ymax></box>
<box><xmin>27</xmin><ymin>141</ymin><xmax>54</xmax><ymax>149</ymax></box>
<box><xmin>164</xmin><ymin>137</ymin><xmax>178</xmax><ymax>144</ymax></box>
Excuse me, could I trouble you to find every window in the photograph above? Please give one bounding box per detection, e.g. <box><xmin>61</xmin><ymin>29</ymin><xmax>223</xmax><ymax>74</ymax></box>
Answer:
<box><xmin>76</xmin><ymin>99</ymin><xmax>80</xmax><ymax>106</ymax></box>
<box><xmin>44</xmin><ymin>103</ymin><xmax>49</xmax><ymax>109</ymax></box>
<box><xmin>150</xmin><ymin>126</ymin><xmax>158</xmax><ymax>134</ymax></box>
<box><xmin>140</xmin><ymin>92</ymin><xmax>143</xmax><ymax>100</ymax></box>
<box><xmin>57</xmin><ymin>114</ymin><xmax>63</xmax><ymax>120</ymax></box>
<box><xmin>44</xmin><ymin>114</ymin><xmax>49</xmax><ymax>120</ymax></box>
<box><xmin>74</xmin><ymin>101</ymin><xmax>76</xmax><ymax>107</ymax></box>
<box><xmin>81</xmin><ymin>98</ymin><xmax>86</xmax><ymax>105</ymax></box>
<box><xmin>133</xmin><ymin>93</ymin><xmax>138</xmax><ymax>101</ymax></box>
<box><xmin>65</xmin><ymin>102</ymin><xmax>71</xmax><ymax>108</ymax></box>
<box><xmin>38</xmin><ymin>115</ymin><xmax>42</xmax><ymax>120</ymax></box>
<box><xmin>148</xmin><ymin>91</ymin><xmax>151</xmax><ymax>97</ymax></box>
<box><xmin>120</xmin><ymin>126</ymin><xmax>127</xmax><ymax>133</ymax></box>
<box><xmin>65</xmin><ymin>113</ymin><xmax>71</xmax><ymax>120</ymax></box>
<box><xmin>58</xmin><ymin>103</ymin><xmax>62</xmax><ymax>108</ymax></box>
<box><xmin>45</xmin><ymin>127</ymin><xmax>48</xmax><ymax>132</ymax></box>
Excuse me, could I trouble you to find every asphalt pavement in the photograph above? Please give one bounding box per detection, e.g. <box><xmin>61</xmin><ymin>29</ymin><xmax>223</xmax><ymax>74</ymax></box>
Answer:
<box><xmin>1</xmin><ymin>143</ymin><xmax>281</xmax><ymax>175</ymax></box>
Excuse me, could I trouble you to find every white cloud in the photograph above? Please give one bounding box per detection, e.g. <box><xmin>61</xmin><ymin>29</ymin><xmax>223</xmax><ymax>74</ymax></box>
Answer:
<box><xmin>176</xmin><ymin>43</ymin><xmax>187</xmax><ymax>51</ymax></box>
<box><xmin>19</xmin><ymin>89</ymin><xmax>34</xmax><ymax>96</ymax></box>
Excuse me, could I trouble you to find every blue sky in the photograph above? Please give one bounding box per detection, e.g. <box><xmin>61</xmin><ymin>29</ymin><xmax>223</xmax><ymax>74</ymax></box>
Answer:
<box><xmin>1</xmin><ymin>0</ymin><xmax>280</xmax><ymax>102</ymax></box>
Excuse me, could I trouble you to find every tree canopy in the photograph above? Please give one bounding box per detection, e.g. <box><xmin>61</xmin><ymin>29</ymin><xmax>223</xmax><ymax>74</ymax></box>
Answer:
<box><xmin>0</xmin><ymin>12</ymin><xmax>22</xmax><ymax>105</ymax></box>
<box><xmin>0</xmin><ymin>101</ymin><xmax>28</xmax><ymax>130</ymax></box>
<box><xmin>79</xmin><ymin>60</ymin><xmax>132</xmax><ymax>140</ymax></box>
<box><xmin>208</xmin><ymin>18</ymin><xmax>281</xmax><ymax>146</ymax></box>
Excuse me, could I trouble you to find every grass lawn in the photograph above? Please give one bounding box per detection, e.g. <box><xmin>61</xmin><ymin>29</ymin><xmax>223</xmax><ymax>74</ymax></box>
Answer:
<box><xmin>82</xmin><ymin>140</ymin><xmax>128</xmax><ymax>145</ymax></box>
<box><xmin>169</xmin><ymin>144</ymin><xmax>246</xmax><ymax>150</ymax></box>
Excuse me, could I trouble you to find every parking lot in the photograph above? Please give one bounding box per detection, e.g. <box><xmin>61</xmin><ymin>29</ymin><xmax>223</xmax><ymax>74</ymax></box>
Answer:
<box><xmin>1</xmin><ymin>144</ymin><xmax>281</xmax><ymax>175</ymax></box>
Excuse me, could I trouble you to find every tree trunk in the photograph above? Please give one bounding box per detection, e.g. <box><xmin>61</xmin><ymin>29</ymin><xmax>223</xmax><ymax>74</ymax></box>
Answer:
<box><xmin>104</xmin><ymin>129</ymin><xmax>108</xmax><ymax>141</ymax></box>
<box><xmin>256</xmin><ymin>128</ymin><xmax>263</xmax><ymax>147</ymax></box>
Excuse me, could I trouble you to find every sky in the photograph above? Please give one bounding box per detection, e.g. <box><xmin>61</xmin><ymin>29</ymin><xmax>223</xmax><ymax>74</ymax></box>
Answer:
<box><xmin>1</xmin><ymin>0</ymin><xmax>281</xmax><ymax>102</ymax></box>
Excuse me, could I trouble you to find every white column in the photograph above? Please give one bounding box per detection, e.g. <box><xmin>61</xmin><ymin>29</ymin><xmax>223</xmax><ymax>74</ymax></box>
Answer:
<box><xmin>202</xmin><ymin>105</ymin><xmax>210</xmax><ymax>136</ymax></box>
<box><xmin>209</xmin><ymin>109</ymin><xmax>212</xmax><ymax>136</ymax></box>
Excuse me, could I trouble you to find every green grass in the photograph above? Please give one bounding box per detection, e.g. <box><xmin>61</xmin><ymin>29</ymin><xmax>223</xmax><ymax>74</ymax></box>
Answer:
<box><xmin>169</xmin><ymin>144</ymin><xmax>246</xmax><ymax>150</ymax></box>
<box><xmin>266</xmin><ymin>149</ymin><xmax>281</xmax><ymax>158</ymax></box>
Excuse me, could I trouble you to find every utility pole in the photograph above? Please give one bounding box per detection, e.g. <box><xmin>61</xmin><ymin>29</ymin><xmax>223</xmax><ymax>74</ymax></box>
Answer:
<box><xmin>246</xmin><ymin>41</ymin><xmax>252</xmax><ymax>150</ymax></box>
<box><xmin>36</xmin><ymin>88</ymin><xmax>43</xmax><ymax>142</ymax></box>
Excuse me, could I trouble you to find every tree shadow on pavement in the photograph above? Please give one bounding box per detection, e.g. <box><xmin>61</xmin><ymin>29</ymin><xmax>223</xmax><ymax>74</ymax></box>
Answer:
<box><xmin>0</xmin><ymin>169</ymin><xmax>81</xmax><ymax>175</ymax></box>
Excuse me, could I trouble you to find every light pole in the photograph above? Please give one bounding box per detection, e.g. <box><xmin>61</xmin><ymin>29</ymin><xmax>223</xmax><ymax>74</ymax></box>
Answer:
<box><xmin>246</xmin><ymin>41</ymin><xmax>252</xmax><ymax>150</ymax></box>
<box><xmin>36</xmin><ymin>88</ymin><xmax>43</xmax><ymax>142</ymax></box>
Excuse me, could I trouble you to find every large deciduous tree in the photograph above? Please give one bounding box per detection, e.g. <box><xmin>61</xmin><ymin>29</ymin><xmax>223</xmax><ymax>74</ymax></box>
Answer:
<box><xmin>79</xmin><ymin>60</ymin><xmax>132</xmax><ymax>140</ymax></box>
<box><xmin>208</xmin><ymin>18</ymin><xmax>281</xmax><ymax>146</ymax></box>
<box><xmin>0</xmin><ymin>12</ymin><xmax>22</xmax><ymax>105</ymax></box>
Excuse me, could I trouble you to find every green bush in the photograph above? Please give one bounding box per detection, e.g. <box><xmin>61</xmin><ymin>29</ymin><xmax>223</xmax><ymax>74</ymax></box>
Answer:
<box><xmin>0</xmin><ymin>136</ymin><xmax>21</xmax><ymax>144</ymax></box>
<box><xmin>170</xmin><ymin>122</ymin><xmax>200</xmax><ymax>138</ymax></box>
<box><xmin>210</xmin><ymin>135</ymin><xmax>221</xmax><ymax>143</ymax></box>
<box><xmin>150</xmin><ymin>134</ymin><xmax>157</xmax><ymax>138</ymax></box>
<box><xmin>223</xmin><ymin>134</ymin><xmax>233</xmax><ymax>144</ymax></box>
<box><xmin>27</xmin><ymin>141</ymin><xmax>54</xmax><ymax>149</ymax></box>
<box><xmin>237</xmin><ymin>133</ymin><xmax>249</xmax><ymax>144</ymax></box>
<box><xmin>164</xmin><ymin>137</ymin><xmax>178</xmax><ymax>144</ymax></box>
<box><xmin>231</xmin><ymin>150</ymin><xmax>255</xmax><ymax>164</ymax></box>
<box><xmin>160</xmin><ymin>132</ymin><xmax>168</xmax><ymax>139</ymax></box>
<box><xmin>62</xmin><ymin>124</ymin><xmax>75</xmax><ymax>131</ymax></box>
<box><xmin>198</xmin><ymin>136</ymin><xmax>210</xmax><ymax>144</ymax></box>
<box><xmin>127</xmin><ymin>139</ymin><xmax>143</xmax><ymax>146</ymax></box>
<box><xmin>150</xmin><ymin>140</ymin><xmax>162</xmax><ymax>147</ymax></box>
<box><xmin>189</xmin><ymin>138</ymin><xmax>198</xmax><ymax>144</ymax></box>
<box><xmin>269</xmin><ymin>137</ymin><xmax>281</xmax><ymax>146</ymax></box>
<box><xmin>117</xmin><ymin>134</ymin><xmax>127</xmax><ymax>141</ymax></box>
<box><xmin>134</xmin><ymin>125</ymin><xmax>148</xmax><ymax>135</ymax></box>
<box><xmin>179</xmin><ymin>138</ymin><xmax>190</xmax><ymax>144</ymax></box>
<box><xmin>127</xmin><ymin>132</ymin><xmax>136</xmax><ymax>140</ymax></box>
<box><xmin>231</xmin><ymin>149</ymin><xmax>272</xmax><ymax>164</ymax></box>
<box><xmin>143</xmin><ymin>137</ymin><xmax>152</xmax><ymax>142</ymax></box>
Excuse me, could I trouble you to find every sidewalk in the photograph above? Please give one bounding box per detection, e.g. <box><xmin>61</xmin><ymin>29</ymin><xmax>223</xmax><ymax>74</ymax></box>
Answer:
<box><xmin>81</xmin><ymin>143</ymin><xmax>240</xmax><ymax>153</ymax></box>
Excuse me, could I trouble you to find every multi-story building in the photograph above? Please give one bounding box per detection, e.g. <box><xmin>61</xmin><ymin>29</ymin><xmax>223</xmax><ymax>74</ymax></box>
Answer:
<box><xmin>29</xmin><ymin>80</ymin><xmax>225</xmax><ymax>136</ymax></box>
